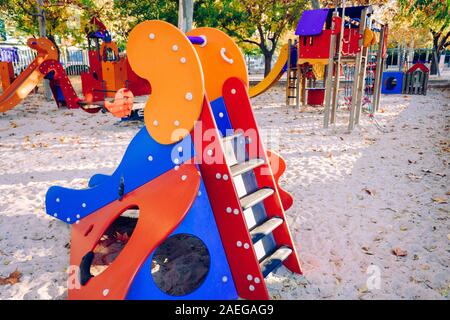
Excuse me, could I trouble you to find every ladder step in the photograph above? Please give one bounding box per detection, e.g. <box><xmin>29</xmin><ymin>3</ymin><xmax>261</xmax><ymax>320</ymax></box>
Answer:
<box><xmin>240</xmin><ymin>187</ymin><xmax>274</xmax><ymax>210</ymax></box>
<box><xmin>222</xmin><ymin>132</ymin><xmax>243</xmax><ymax>142</ymax></box>
<box><xmin>260</xmin><ymin>246</ymin><xmax>293</xmax><ymax>278</ymax></box>
<box><xmin>230</xmin><ymin>158</ymin><xmax>265</xmax><ymax>177</ymax></box>
<box><xmin>250</xmin><ymin>217</ymin><xmax>284</xmax><ymax>243</ymax></box>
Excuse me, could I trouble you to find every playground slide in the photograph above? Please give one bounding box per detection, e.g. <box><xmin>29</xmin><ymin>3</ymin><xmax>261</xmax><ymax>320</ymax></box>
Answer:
<box><xmin>249</xmin><ymin>44</ymin><xmax>289</xmax><ymax>98</ymax></box>
<box><xmin>0</xmin><ymin>38</ymin><xmax>58</xmax><ymax>113</ymax></box>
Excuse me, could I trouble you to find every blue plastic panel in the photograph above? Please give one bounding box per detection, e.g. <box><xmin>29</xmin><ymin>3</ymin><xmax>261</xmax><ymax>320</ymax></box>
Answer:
<box><xmin>210</xmin><ymin>97</ymin><xmax>233</xmax><ymax>137</ymax></box>
<box><xmin>126</xmin><ymin>180</ymin><xmax>238</xmax><ymax>300</ymax></box>
<box><xmin>45</xmin><ymin>127</ymin><xmax>195</xmax><ymax>224</ymax></box>
<box><xmin>381</xmin><ymin>71</ymin><xmax>404</xmax><ymax>94</ymax></box>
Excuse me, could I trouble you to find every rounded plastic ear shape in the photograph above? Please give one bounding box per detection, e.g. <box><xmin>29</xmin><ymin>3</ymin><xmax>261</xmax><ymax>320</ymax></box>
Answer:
<box><xmin>187</xmin><ymin>27</ymin><xmax>248</xmax><ymax>102</ymax></box>
<box><xmin>127</xmin><ymin>20</ymin><xmax>205</xmax><ymax>145</ymax></box>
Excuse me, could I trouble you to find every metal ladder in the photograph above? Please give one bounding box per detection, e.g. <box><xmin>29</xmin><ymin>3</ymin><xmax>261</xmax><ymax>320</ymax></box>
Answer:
<box><xmin>195</xmin><ymin>78</ymin><xmax>302</xmax><ymax>299</ymax></box>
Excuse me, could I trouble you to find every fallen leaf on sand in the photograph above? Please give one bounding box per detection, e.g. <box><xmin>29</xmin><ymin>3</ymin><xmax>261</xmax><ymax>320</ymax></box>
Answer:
<box><xmin>400</xmin><ymin>226</ymin><xmax>408</xmax><ymax>231</ymax></box>
<box><xmin>392</xmin><ymin>247</ymin><xmax>407</xmax><ymax>257</ymax></box>
<box><xmin>361</xmin><ymin>246</ymin><xmax>374</xmax><ymax>255</ymax></box>
<box><xmin>358</xmin><ymin>285</ymin><xmax>369</xmax><ymax>294</ymax></box>
<box><xmin>0</xmin><ymin>270</ymin><xmax>22</xmax><ymax>285</ymax></box>
<box><xmin>432</xmin><ymin>197</ymin><xmax>448</xmax><ymax>204</ymax></box>
<box><xmin>447</xmin><ymin>234</ymin><xmax>450</xmax><ymax>241</ymax></box>
<box><xmin>363</xmin><ymin>188</ymin><xmax>376</xmax><ymax>196</ymax></box>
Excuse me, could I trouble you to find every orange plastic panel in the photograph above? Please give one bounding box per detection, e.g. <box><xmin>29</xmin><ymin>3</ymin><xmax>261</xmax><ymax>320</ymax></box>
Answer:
<box><xmin>104</xmin><ymin>88</ymin><xmax>134</xmax><ymax>118</ymax></box>
<box><xmin>127</xmin><ymin>20</ymin><xmax>205</xmax><ymax>145</ymax></box>
<box><xmin>266</xmin><ymin>150</ymin><xmax>294</xmax><ymax>211</ymax></box>
<box><xmin>187</xmin><ymin>27</ymin><xmax>248</xmax><ymax>102</ymax></box>
<box><xmin>69</xmin><ymin>163</ymin><xmax>200</xmax><ymax>300</ymax></box>
<box><xmin>363</xmin><ymin>28</ymin><xmax>374</xmax><ymax>48</ymax></box>
<box><xmin>102</xmin><ymin>60</ymin><xmax>127</xmax><ymax>97</ymax></box>
<box><xmin>0</xmin><ymin>62</ymin><xmax>14</xmax><ymax>91</ymax></box>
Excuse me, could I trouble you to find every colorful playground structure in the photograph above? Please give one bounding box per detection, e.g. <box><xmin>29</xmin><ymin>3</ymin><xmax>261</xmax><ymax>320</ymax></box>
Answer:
<box><xmin>381</xmin><ymin>62</ymin><xmax>429</xmax><ymax>95</ymax></box>
<box><xmin>0</xmin><ymin>38</ymin><xmax>134</xmax><ymax>117</ymax></box>
<box><xmin>81</xmin><ymin>17</ymin><xmax>150</xmax><ymax>102</ymax></box>
<box><xmin>0</xmin><ymin>17</ymin><xmax>149</xmax><ymax>118</ymax></box>
<box><xmin>250</xmin><ymin>5</ymin><xmax>389</xmax><ymax>132</ymax></box>
<box><xmin>45</xmin><ymin>20</ymin><xmax>301</xmax><ymax>300</ymax></box>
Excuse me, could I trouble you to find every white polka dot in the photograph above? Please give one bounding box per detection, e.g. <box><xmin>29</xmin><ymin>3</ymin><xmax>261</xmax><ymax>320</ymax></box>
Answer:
<box><xmin>174</xmin><ymin>120</ymin><xmax>180</xmax><ymax>127</ymax></box>
<box><xmin>207</xmin><ymin>149</ymin><xmax>213</xmax><ymax>156</ymax></box>
<box><xmin>185</xmin><ymin>92</ymin><xmax>193</xmax><ymax>101</ymax></box>
<box><xmin>76</xmin><ymin>214</ymin><xmax>80</xmax><ymax>219</ymax></box>
<box><xmin>153</xmin><ymin>120</ymin><xmax>158</xmax><ymax>126</ymax></box>
<box><xmin>81</xmin><ymin>203</ymin><xmax>86</xmax><ymax>208</ymax></box>
<box><xmin>149</xmin><ymin>33</ymin><xmax>155</xmax><ymax>40</ymax></box>
<box><xmin>180</xmin><ymin>57</ymin><xmax>186</xmax><ymax>64</ymax></box>
<box><xmin>219</xmin><ymin>112</ymin><xmax>224</xmax><ymax>118</ymax></box>
<box><xmin>148</xmin><ymin>155</ymin><xmax>153</xmax><ymax>161</ymax></box>
<box><xmin>66</xmin><ymin>218</ymin><xmax>71</xmax><ymax>222</ymax></box>
<box><xmin>233</xmin><ymin>209</ymin><xmax>239</xmax><ymax>215</ymax></box>
<box><xmin>198</xmin><ymin>191</ymin><xmax>202</xmax><ymax>196</ymax></box>
<box><xmin>223</xmin><ymin>174</ymin><xmax>229</xmax><ymax>181</ymax></box>
<box><xmin>254</xmin><ymin>277</ymin><xmax>261</xmax><ymax>284</ymax></box>
<box><xmin>231</xmin><ymin>89</ymin><xmax>236</xmax><ymax>94</ymax></box>
<box><xmin>181</xmin><ymin>175</ymin><xmax>187</xmax><ymax>181</ymax></box>
<box><xmin>53</xmin><ymin>213</ymin><xmax>58</xmax><ymax>217</ymax></box>
<box><xmin>222</xmin><ymin>276</ymin><xmax>228</xmax><ymax>283</ymax></box>
<box><xmin>249</xmin><ymin>285</ymin><xmax>255</xmax><ymax>291</ymax></box>
<box><xmin>226</xmin><ymin>207</ymin><xmax>232</xmax><ymax>213</ymax></box>
<box><xmin>216</xmin><ymin>173</ymin><xmax>221</xmax><ymax>179</ymax></box>
<box><xmin>247</xmin><ymin>274</ymin><xmax>253</xmax><ymax>281</ymax></box>
<box><xmin>174</xmin><ymin>165</ymin><xmax>180</xmax><ymax>171</ymax></box>
<box><xmin>103</xmin><ymin>289</ymin><xmax>109</xmax><ymax>296</ymax></box>
<box><xmin>244</xmin><ymin>243</ymin><xmax>250</xmax><ymax>249</ymax></box>
<box><xmin>56</xmin><ymin>198</ymin><xmax>60</xmax><ymax>203</ymax></box>
<box><xmin>172</xmin><ymin>45</ymin><xmax>179</xmax><ymax>51</ymax></box>
<box><xmin>76</xmin><ymin>220</ymin><xmax>80</xmax><ymax>224</ymax></box>
<box><xmin>177</xmin><ymin>146</ymin><xmax>183</xmax><ymax>152</ymax></box>
<box><xmin>236</xmin><ymin>241</ymin><xmax>242</xmax><ymax>247</ymax></box>
<box><xmin>173</xmin><ymin>158</ymin><xmax>180</xmax><ymax>164</ymax></box>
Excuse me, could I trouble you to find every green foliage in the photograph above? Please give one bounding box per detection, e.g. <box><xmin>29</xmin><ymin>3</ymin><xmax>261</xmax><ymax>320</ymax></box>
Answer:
<box><xmin>0</xmin><ymin>0</ymin><xmax>97</xmax><ymax>44</ymax></box>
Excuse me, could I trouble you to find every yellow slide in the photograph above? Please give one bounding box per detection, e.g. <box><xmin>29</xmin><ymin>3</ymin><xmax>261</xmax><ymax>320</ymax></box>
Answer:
<box><xmin>0</xmin><ymin>38</ymin><xmax>59</xmax><ymax>113</ymax></box>
<box><xmin>249</xmin><ymin>44</ymin><xmax>289</xmax><ymax>98</ymax></box>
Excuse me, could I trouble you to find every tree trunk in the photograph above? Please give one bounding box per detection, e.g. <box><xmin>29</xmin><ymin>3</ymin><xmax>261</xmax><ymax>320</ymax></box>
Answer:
<box><xmin>36</xmin><ymin>0</ymin><xmax>52</xmax><ymax>101</ymax></box>
<box><xmin>430</xmin><ymin>48</ymin><xmax>441</xmax><ymax>76</ymax></box>
<box><xmin>178</xmin><ymin>0</ymin><xmax>194</xmax><ymax>32</ymax></box>
<box><xmin>311</xmin><ymin>0</ymin><xmax>320</xmax><ymax>9</ymax></box>
<box><xmin>263</xmin><ymin>51</ymin><xmax>274</xmax><ymax>76</ymax></box>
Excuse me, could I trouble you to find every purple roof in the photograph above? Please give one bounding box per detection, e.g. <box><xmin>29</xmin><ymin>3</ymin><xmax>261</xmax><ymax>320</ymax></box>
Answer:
<box><xmin>295</xmin><ymin>9</ymin><xmax>330</xmax><ymax>36</ymax></box>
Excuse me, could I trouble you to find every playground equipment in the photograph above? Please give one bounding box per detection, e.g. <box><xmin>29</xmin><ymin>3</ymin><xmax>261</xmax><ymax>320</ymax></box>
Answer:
<box><xmin>249</xmin><ymin>4</ymin><xmax>388</xmax><ymax>126</ymax></box>
<box><xmin>45</xmin><ymin>20</ymin><xmax>301</xmax><ymax>300</ymax></box>
<box><xmin>381</xmin><ymin>63</ymin><xmax>429</xmax><ymax>95</ymax></box>
<box><xmin>381</xmin><ymin>71</ymin><xmax>404</xmax><ymax>94</ymax></box>
<box><xmin>402</xmin><ymin>63</ymin><xmax>429</xmax><ymax>95</ymax></box>
<box><xmin>294</xmin><ymin>4</ymin><xmax>388</xmax><ymax>131</ymax></box>
<box><xmin>81</xmin><ymin>17</ymin><xmax>150</xmax><ymax>102</ymax></box>
<box><xmin>0</xmin><ymin>47</ymin><xmax>18</xmax><ymax>91</ymax></box>
<box><xmin>0</xmin><ymin>38</ymin><xmax>133</xmax><ymax>116</ymax></box>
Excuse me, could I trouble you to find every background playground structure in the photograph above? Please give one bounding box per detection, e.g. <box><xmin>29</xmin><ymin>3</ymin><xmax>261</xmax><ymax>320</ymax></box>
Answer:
<box><xmin>249</xmin><ymin>5</ymin><xmax>389</xmax><ymax>132</ymax></box>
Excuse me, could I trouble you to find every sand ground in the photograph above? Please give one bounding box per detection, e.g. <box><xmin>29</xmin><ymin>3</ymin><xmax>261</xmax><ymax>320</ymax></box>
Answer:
<box><xmin>0</xmin><ymin>85</ymin><xmax>448</xmax><ymax>299</ymax></box>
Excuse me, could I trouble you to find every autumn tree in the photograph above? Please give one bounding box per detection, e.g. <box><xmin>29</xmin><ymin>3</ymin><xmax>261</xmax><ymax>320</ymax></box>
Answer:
<box><xmin>195</xmin><ymin>0</ymin><xmax>309</xmax><ymax>76</ymax></box>
<box><xmin>398</xmin><ymin>0</ymin><xmax>449</xmax><ymax>74</ymax></box>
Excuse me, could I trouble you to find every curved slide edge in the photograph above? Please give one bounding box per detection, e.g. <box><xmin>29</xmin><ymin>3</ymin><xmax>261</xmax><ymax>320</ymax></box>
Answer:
<box><xmin>248</xmin><ymin>44</ymin><xmax>289</xmax><ymax>98</ymax></box>
<box><xmin>0</xmin><ymin>38</ymin><xmax>58</xmax><ymax>113</ymax></box>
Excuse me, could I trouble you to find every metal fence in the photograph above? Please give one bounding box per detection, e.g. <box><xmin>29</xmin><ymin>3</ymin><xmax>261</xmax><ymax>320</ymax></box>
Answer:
<box><xmin>0</xmin><ymin>45</ymin><xmax>90</xmax><ymax>76</ymax></box>
<box><xmin>385</xmin><ymin>47</ymin><xmax>450</xmax><ymax>71</ymax></box>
